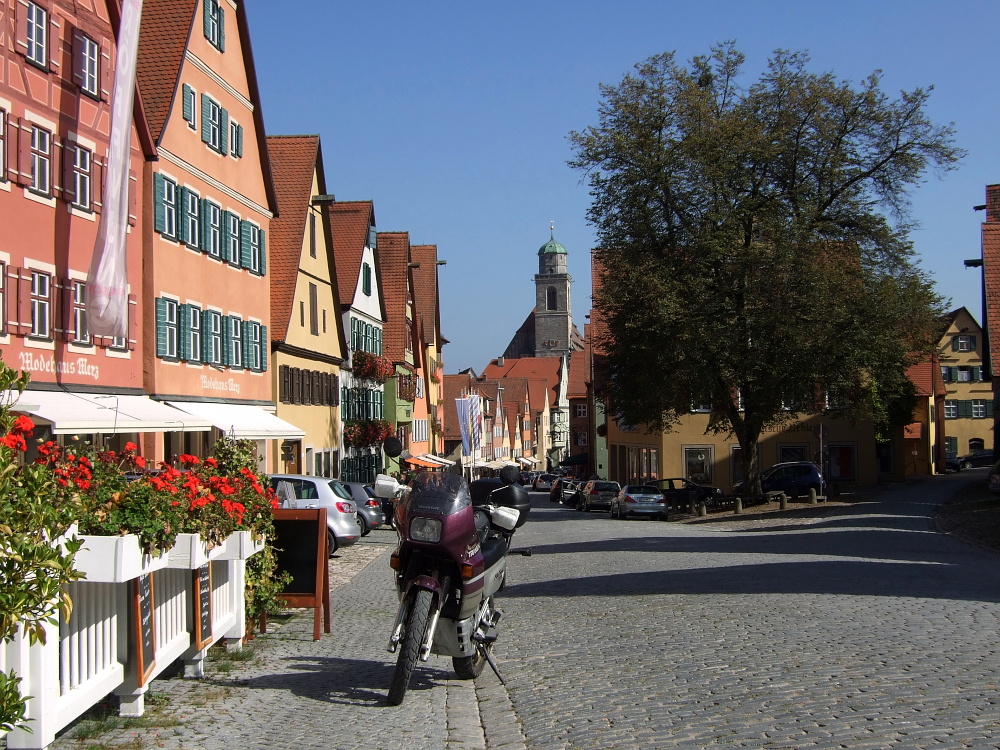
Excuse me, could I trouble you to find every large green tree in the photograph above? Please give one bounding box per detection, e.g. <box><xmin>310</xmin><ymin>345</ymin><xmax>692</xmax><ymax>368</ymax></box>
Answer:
<box><xmin>569</xmin><ymin>44</ymin><xmax>963</xmax><ymax>493</ymax></box>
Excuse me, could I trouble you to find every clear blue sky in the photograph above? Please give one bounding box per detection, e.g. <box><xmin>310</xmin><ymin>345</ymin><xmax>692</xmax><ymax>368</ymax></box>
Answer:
<box><xmin>248</xmin><ymin>0</ymin><xmax>1000</xmax><ymax>374</ymax></box>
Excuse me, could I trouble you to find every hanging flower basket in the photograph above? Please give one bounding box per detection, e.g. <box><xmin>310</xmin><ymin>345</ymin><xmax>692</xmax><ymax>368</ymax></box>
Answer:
<box><xmin>344</xmin><ymin>419</ymin><xmax>394</xmax><ymax>447</ymax></box>
<box><xmin>353</xmin><ymin>350</ymin><xmax>395</xmax><ymax>384</ymax></box>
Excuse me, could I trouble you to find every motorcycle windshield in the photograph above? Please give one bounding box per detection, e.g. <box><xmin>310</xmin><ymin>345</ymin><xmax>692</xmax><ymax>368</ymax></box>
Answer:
<box><xmin>407</xmin><ymin>471</ymin><xmax>471</xmax><ymax>515</ymax></box>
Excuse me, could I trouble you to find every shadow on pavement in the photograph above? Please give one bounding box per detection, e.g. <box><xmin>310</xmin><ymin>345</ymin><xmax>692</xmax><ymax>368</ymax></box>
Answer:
<box><xmin>206</xmin><ymin>656</ymin><xmax>449</xmax><ymax>708</ymax></box>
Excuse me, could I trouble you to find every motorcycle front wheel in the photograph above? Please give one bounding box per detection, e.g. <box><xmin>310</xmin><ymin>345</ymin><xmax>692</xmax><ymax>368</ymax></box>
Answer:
<box><xmin>387</xmin><ymin>588</ymin><xmax>434</xmax><ymax>706</ymax></box>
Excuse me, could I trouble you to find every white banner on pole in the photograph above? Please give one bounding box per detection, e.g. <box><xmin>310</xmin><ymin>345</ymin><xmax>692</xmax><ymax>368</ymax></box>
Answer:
<box><xmin>469</xmin><ymin>396</ymin><xmax>482</xmax><ymax>460</ymax></box>
<box><xmin>86</xmin><ymin>0</ymin><xmax>143</xmax><ymax>337</ymax></box>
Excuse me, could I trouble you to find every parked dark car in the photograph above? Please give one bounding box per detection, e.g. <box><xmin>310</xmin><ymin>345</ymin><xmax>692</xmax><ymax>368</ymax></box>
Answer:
<box><xmin>646</xmin><ymin>477</ymin><xmax>724</xmax><ymax>511</ymax></box>
<box><xmin>732</xmin><ymin>461</ymin><xmax>824</xmax><ymax>497</ymax></box>
<box><xmin>958</xmin><ymin>449</ymin><xmax>994</xmax><ymax>469</ymax></box>
<box><xmin>988</xmin><ymin>459</ymin><xmax>1000</xmax><ymax>495</ymax></box>
<box><xmin>338</xmin><ymin>481</ymin><xmax>386</xmax><ymax>535</ymax></box>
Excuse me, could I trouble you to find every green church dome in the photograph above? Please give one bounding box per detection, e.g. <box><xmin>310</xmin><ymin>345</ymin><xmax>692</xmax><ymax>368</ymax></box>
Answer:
<box><xmin>538</xmin><ymin>233</ymin><xmax>567</xmax><ymax>255</ymax></box>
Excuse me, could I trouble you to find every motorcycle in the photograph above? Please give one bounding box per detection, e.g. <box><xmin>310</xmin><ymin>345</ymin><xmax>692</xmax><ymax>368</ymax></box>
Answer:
<box><xmin>373</xmin><ymin>466</ymin><xmax>531</xmax><ymax>705</ymax></box>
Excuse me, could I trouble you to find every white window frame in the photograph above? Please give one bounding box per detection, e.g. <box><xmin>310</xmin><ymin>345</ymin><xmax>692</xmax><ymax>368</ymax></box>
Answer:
<box><xmin>248</xmin><ymin>222</ymin><xmax>262</xmax><ymax>273</ymax></box>
<box><xmin>185</xmin><ymin>190</ymin><xmax>200</xmax><ymax>248</ymax></box>
<box><xmin>72</xmin><ymin>281</ymin><xmax>89</xmax><ymax>344</ymax></box>
<box><xmin>30</xmin><ymin>126</ymin><xmax>50</xmax><ymax>195</ymax></box>
<box><xmin>30</xmin><ymin>271</ymin><xmax>50</xmax><ymax>338</ymax></box>
<box><xmin>204</xmin><ymin>98</ymin><xmax>222</xmax><ymax>152</ymax></box>
<box><xmin>956</xmin><ymin>335</ymin><xmax>973</xmax><ymax>352</ymax></box>
<box><xmin>205</xmin><ymin>201</ymin><xmax>222</xmax><ymax>258</ymax></box>
<box><xmin>957</xmin><ymin>367</ymin><xmax>971</xmax><ymax>383</ymax></box>
<box><xmin>944</xmin><ymin>401</ymin><xmax>958</xmax><ymax>419</ymax></box>
<box><xmin>249</xmin><ymin>321</ymin><xmax>262</xmax><ymax>370</ymax></box>
<box><xmin>188</xmin><ymin>306</ymin><xmax>202</xmax><ymax>361</ymax></box>
<box><xmin>79</xmin><ymin>34</ymin><xmax>99</xmax><ymax>97</ymax></box>
<box><xmin>72</xmin><ymin>146</ymin><xmax>91</xmax><ymax>209</ymax></box>
<box><xmin>162</xmin><ymin>177</ymin><xmax>178</xmax><ymax>239</ymax></box>
<box><xmin>574</xmin><ymin>403</ymin><xmax>588</xmax><ymax>418</ymax></box>
<box><xmin>230</xmin><ymin>317</ymin><xmax>243</xmax><ymax>370</ymax></box>
<box><xmin>205</xmin><ymin>0</ymin><xmax>222</xmax><ymax>50</ymax></box>
<box><xmin>972</xmin><ymin>400</ymin><xmax>986</xmax><ymax>419</ymax></box>
<box><xmin>226</xmin><ymin>213</ymin><xmax>240</xmax><ymax>264</ymax></box>
<box><xmin>208</xmin><ymin>312</ymin><xmax>223</xmax><ymax>364</ymax></box>
<box><xmin>26</xmin><ymin>2</ymin><xmax>47</xmax><ymax>67</ymax></box>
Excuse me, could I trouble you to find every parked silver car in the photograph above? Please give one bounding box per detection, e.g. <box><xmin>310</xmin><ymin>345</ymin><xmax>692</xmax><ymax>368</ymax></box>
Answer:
<box><xmin>611</xmin><ymin>484</ymin><xmax>669</xmax><ymax>520</ymax></box>
<box><xmin>269</xmin><ymin>474</ymin><xmax>361</xmax><ymax>554</ymax></box>
<box><xmin>338</xmin><ymin>481</ymin><xmax>386</xmax><ymax>535</ymax></box>
<box><xmin>579</xmin><ymin>480</ymin><xmax>621</xmax><ymax>512</ymax></box>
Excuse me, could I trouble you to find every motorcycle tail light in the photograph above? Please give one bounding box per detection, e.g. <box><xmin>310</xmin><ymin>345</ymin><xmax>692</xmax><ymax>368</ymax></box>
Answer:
<box><xmin>409</xmin><ymin>517</ymin><xmax>442</xmax><ymax>543</ymax></box>
<box><xmin>335</xmin><ymin>501</ymin><xmax>354</xmax><ymax>513</ymax></box>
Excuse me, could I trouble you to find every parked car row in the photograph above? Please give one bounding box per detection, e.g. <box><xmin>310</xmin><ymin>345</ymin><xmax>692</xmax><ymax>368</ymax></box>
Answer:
<box><xmin>269</xmin><ymin>474</ymin><xmax>388</xmax><ymax>555</ymax></box>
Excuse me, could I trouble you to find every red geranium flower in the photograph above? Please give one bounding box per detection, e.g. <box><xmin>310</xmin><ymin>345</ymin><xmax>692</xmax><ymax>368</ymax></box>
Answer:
<box><xmin>12</xmin><ymin>415</ymin><xmax>34</xmax><ymax>436</ymax></box>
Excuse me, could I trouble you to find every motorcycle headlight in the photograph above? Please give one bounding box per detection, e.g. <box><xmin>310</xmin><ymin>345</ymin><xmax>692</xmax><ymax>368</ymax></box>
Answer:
<box><xmin>409</xmin><ymin>517</ymin><xmax>442</xmax><ymax>543</ymax></box>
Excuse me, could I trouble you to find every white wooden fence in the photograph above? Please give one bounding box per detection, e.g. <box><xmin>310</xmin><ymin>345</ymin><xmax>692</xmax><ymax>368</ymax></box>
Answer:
<box><xmin>2</xmin><ymin>531</ymin><xmax>261</xmax><ymax>750</ymax></box>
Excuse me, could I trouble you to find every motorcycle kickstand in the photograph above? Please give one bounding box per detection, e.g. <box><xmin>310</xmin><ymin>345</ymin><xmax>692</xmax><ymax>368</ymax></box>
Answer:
<box><xmin>482</xmin><ymin>646</ymin><xmax>506</xmax><ymax>685</ymax></box>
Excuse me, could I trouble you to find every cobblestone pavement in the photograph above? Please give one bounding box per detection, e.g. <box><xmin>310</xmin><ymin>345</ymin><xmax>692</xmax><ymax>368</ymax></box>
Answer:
<box><xmin>40</xmin><ymin>472</ymin><xmax>1000</xmax><ymax>749</ymax></box>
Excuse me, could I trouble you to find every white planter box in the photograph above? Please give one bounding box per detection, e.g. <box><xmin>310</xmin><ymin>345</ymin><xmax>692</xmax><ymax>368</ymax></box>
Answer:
<box><xmin>75</xmin><ymin>534</ymin><xmax>171</xmax><ymax>583</ymax></box>
<box><xmin>218</xmin><ymin>531</ymin><xmax>266</xmax><ymax>560</ymax></box>
<box><xmin>166</xmin><ymin>533</ymin><xmax>228</xmax><ymax>569</ymax></box>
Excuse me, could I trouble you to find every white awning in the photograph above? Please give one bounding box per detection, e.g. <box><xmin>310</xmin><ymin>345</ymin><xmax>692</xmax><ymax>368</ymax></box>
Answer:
<box><xmin>417</xmin><ymin>453</ymin><xmax>455</xmax><ymax>466</ymax></box>
<box><xmin>166</xmin><ymin>401</ymin><xmax>305</xmax><ymax>440</ymax></box>
<box><xmin>7</xmin><ymin>390</ymin><xmax>212</xmax><ymax>434</ymax></box>
<box><xmin>517</xmin><ymin>456</ymin><xmax>539</xmax><ymax>466</ymax></box>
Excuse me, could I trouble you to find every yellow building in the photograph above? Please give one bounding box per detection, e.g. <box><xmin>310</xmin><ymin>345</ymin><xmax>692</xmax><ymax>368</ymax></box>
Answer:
<box><xmin>938</xmin><ymin>307</ymin><xmax>993</xmax><ymax>458</ymax></box>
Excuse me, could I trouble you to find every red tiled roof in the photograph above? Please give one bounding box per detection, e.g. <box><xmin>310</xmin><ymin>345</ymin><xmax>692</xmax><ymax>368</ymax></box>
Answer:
<box><xmin>481</xmin><ymin>357</ymin><xmax>561</xmax><ymax>409</ymax></box>
<box><xmin>411</xmin><ymin>245</ymin><xmax>441</xmax><ymax>354</ymax></box>
<box><xmin>906</xmin><ymin>361</ymin><xmax>934</xmax><ymax>397</ymax></box>
<box><xmin>266</xmin><ymin>135</ymin><xmax>319</xmax><ymax>338</ymax></box>
<box><xmin>329</xmin><ymin>201</ymin><xmax>375</xmax><ymax>309</ymax></box>
<box><xmin>442</xmin><ymin>372</ymin><xmax>477</xmax><ymax>440</ymax></box>
<box><xmin>377</xmin><ymin>232</ymin><xmax>412</xmax><ymax>364</ymax></box>
<box><xmin>136</xmin><ymin>0</ymin><xmax>196</xmax><ymax>142</ymax></box>
<box><xmin>567</xmin><ymin>349</ymin><xmax>588</xmax><ymax>399</ymax></box>
<box><xmin>136</xmin><ymin>0</ymin><xmax>277</xmax><ymax>215</ymax></box>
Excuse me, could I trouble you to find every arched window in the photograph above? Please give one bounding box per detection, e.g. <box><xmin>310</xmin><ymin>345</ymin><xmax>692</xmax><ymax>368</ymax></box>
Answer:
<box><xmin>547</xmin><ymin>286</ymin><xmax>557</xmax><ymax>311</ymax></box>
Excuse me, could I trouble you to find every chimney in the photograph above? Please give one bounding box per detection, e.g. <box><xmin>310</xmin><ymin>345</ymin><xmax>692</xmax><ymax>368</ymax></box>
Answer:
<box><xmin>496</xmin><ymin>357</ymin><xmax>505</xmax><ymax>366</ymax></box>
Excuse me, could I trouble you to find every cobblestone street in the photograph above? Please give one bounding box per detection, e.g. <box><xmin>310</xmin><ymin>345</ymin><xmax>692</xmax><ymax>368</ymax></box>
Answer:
<box><xmin>38</xmin><ymin>471</ymin><xmax>1000</xmax><ymax>749</ymax></box>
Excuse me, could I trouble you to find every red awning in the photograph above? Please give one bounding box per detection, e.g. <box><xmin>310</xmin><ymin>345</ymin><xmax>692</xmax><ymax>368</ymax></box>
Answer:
<box><xmin>405</xmin><ymin>457</ymin><xmax>440</xmax><ymax>468</ymax></box>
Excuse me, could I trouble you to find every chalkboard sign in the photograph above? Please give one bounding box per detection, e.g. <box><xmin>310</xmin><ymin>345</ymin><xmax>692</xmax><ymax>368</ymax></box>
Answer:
<box><xmin>271</xmin><ymin>508</ymin><xmax>330</xmax><ymax>640</ymax></box>
<box><xmin>192</xmin><ymin>564</ymin><xmax>213</xmax><ymax>650</ymax></box>
<box><xmin>132</xmin><ymin>573</ymin><xmax>156</xmax><ymax>687</ymax></box>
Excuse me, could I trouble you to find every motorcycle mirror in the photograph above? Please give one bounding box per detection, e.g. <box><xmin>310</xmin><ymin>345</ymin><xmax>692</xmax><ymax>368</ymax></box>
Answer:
<box><xmin>383</xmin><ymin>436</ymin><xmax>403</xmax><ymax>458</ymax></box>
<box><xmin>374</xmin><ymin>473</ymin><xmax>406</xmax><ymax>499</ymax></box>
<box><xmin>498</xmin><ymin>465</ymin><xmax>519</xmax><ymax>485</ymax></box>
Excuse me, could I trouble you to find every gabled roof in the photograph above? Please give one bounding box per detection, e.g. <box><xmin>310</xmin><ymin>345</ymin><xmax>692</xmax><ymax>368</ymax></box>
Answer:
<box><xmin>377</xmin><ymin>232</ymin><xmax>413</xmax><ymax>364</ymax></box>
<box><xmin>411</xmin><ymin>245</ymin><xmax>442</xmax><ymax>353</ymax></box>
<box><xmin>567</xmin><ymin>349</ymin><xmax>588</xmax><ymax>399</ymax></box>
<box><xmin>481</xmin><ymin>357</ymin><xmax>561</xmax><ymax>409</ymax></box>
<box><xmin>329</xmin><ymin>201</ymin><xmax>380</xmax><ymax>311</ymax></box>
<box><xmin>906</xmin><ymin>360</ymin><xmax>934</xmax><ymax>398</ymax></box>
<box><xmin>266</xmin><ymin>135</ymin><xmax>319</xmax><ymax>338</ymax></box>
<box><xmin>136</xmin><ymin>0</ymin><xmax>277</xmax><ymax>214</ymax></box>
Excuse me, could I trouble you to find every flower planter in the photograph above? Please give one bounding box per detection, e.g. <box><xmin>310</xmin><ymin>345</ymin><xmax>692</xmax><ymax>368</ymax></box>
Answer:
<box><xmin>166</xmin><ymin>533</ymin><xmax>228</xmax><ymax>569</ymax></box>
<box><xmin>218</xmin><ymin>531</ymin><xmax>265</xmax><ymax>560</ymax></box>
<box><xmin>75</xmin><ymin>533</ymin><xmax>171</xmax><ymax>583</ymax></box>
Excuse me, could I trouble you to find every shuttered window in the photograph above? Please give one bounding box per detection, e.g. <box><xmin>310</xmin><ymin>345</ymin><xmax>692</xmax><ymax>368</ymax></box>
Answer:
<box><xmin>203</xmin><ymin>0</ymin><xmax>225</xmax><ymax>52</ymax></box>
<box><xmin>200</xmin><ymin>95</ymin><xmax>228</xmax><ymax>154</ymax></box>
<box><xmin>25</xmin><ymin>2</ymin><xmax>47</xmax><ymax>67</ymax></box>
<box><xmin>155</xmin><ymin>298</ymin><xmax>179</xmax><ymax>360</ymax></box>
<box><xmin>182</xmin><ymin>84</ymin><xmax>196</xmax><ymax>128</ymax></box>
<box><xmin>153</xmin><ymin>173</ymin><xmax>179</xmax><ymax>240</ymax></box>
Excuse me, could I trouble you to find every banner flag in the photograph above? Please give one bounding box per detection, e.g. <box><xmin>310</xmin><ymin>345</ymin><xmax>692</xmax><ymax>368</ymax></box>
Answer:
<box><xmin>455</xmin><ymin>397</ymin><xmax>471</xmax><ymax>456</ymax></box>
<box><xmin>469</xmin><ymin>395</ymin><xmax>482</xmax><ymax>459</ymax></box>
<box><xmin>86</xmin><ymin>0</ymin><xmax>143</xmax><ymax>336</ymax></box>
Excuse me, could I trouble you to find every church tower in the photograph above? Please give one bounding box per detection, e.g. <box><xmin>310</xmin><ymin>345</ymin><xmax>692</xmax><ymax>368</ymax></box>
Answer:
<box><xmin>534</xmin><ymin>227</ymin><xmax>573</xmax><ymax>358</ymax></box>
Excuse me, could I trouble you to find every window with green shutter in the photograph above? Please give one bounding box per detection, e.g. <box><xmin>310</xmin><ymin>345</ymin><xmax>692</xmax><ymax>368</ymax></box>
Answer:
<box><xmin>203</xmin><ymin>0</ymin><xmax>224</xmax><ymax>52</ymax></box>
<box><xmin>362</xmin><ymin>263</ymin><xmax>372</xmax><ymax>296</ymax></box>
<box><xmin>154</xmin><ymin>174</ymin><xmax>179</xmax><ymax>239</ymax></box>
<box><xmin>182</xmin><ymin>84</ymin><xmax>196</xmax><ymax>128</ymax></box>
<box><xmin>155</xmin><ymin>298</ymin><xmax>178</xmax><ymax>360</ymax></box>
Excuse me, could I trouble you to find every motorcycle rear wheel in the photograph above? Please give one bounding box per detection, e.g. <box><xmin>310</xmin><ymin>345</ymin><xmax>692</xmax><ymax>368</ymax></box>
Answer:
<box><xmin>453</xmin><ymin>647</ymin><xmax>488</xmax><ymax>679</ymax></box>
<box><xmin>387</xmin><ymin>588</ymin><xmax>434</xmax><ymax>706</ymax></box>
